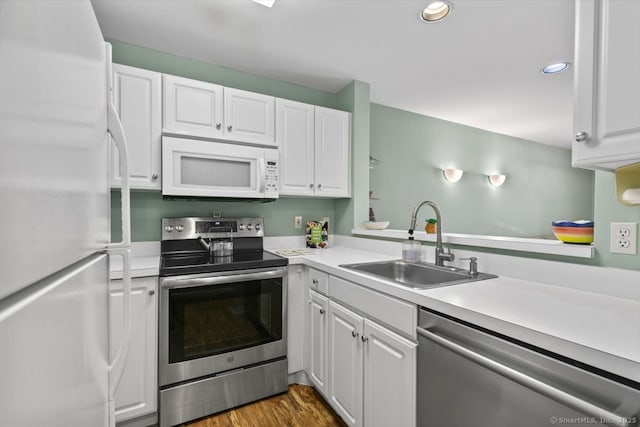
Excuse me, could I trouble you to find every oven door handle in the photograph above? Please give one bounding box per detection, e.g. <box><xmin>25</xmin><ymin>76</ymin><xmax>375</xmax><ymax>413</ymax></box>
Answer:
<box><xmin>161</xmin><ymin>269</ymin><xmax>285</xmax><ymax>289</ymax></box>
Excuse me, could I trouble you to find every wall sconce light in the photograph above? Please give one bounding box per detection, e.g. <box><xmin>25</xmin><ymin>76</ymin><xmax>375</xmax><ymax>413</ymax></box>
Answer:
<box><xmin>488</xmin><ymin>174</ymin><xmax>507</xmax><ymax>187</ymax></box>
<box><xmin>443</xmin><ymin>168</ymin><xmax>463</xmax><ymax>183</ymax></box>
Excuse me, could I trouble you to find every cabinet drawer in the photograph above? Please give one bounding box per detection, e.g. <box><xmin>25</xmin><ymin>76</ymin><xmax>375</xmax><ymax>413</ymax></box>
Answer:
<box><xmin>308</xmin><ymin>267</ymin><xmax>329</xmax><ymax>295</ymax></box>
<box><xmin>329</xmin><ymin>275</ymin><xmax>416</xmax><ymax>339</ymax></box>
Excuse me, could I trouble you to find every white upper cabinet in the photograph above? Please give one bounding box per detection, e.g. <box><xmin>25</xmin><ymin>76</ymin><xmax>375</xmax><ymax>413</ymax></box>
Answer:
<box><xmin>572</xmin><ymin>0</ymin><xmax>640</xmax><ymax>171</ymax></box>
<box><xmin>163</xmin><ymin>75</ymin><xmax>275</xmax><ymax>146</ymax></box>
<box><xmin>163</xmin><ymin>74</ymin><xmax>224</xmax><ymax>139</ymax></box>
<box><xmin>315</xmin><ymin>107</ymin><xmax>351</xmax><ymax>197</ymax></box>
<box><xmin>224</xmin><ymin>87</ymin><xmax>275</xmax><ymax>146</ymax></box>
<box><xmin>276</xmin><ymin>99</ymin><xmax>316</xmax><ymax>196</ymax></box>
<box><xmin>276</xmin><ymin>101</ymin><xmax>351</xmax><ymax>198</ymax></box>
<box><xmin>110</xmin><ymin>64</ymin><xmax>162</xmax><ymax>189</ymax></box>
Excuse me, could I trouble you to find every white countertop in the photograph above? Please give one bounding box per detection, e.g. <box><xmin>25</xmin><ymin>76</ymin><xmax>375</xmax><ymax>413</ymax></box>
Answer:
<box><xmin>116</xmin><ymin>240</ymin><xmax>640</xmax><ymax>383</ymax></box>
<box><xmin>271</xmin><ymin>245</ymin><xmax>640</xmax><ymax>383</ymax></box>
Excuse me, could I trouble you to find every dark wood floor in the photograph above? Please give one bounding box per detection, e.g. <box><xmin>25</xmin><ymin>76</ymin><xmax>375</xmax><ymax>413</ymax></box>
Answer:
<box><xmin>180</xmin><ymin>384</ymin><xmax>347</xmax><ymax>427</ymax></box>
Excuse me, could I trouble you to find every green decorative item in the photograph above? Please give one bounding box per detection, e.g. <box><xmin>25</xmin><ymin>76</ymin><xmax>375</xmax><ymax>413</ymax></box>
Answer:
<box><xmin>306</xmin><ymin>220</ymin><xmax>329</xmax><ymax>248</ymax></box>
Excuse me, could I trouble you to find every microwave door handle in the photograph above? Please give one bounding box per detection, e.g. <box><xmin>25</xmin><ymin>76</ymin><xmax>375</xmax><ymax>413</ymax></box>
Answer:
<box><xmin>258</xmin><ymin>158</ymin><xmax>266</xmax><ymax>194</ymax></box>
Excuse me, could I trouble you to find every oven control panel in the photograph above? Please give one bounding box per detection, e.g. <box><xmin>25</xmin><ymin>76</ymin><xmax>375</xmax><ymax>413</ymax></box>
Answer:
<box><xmin>162</xmin><ymin>217</ymin><xmax>265</xmax><ymax>240</ymax></box>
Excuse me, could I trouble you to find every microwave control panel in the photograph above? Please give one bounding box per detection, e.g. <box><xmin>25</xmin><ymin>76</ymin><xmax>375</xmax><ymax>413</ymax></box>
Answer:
<box><xmin>265</xmin><ymin>151</ymin><xmax>279</xmax><ymax>197</ymax></box>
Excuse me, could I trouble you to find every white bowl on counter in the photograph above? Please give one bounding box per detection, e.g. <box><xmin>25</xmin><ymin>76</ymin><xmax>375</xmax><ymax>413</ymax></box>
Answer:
<box><xmin>363</xmin><ymin>221</ymin><xmax>390</xmax><ymax>230</ymax></box>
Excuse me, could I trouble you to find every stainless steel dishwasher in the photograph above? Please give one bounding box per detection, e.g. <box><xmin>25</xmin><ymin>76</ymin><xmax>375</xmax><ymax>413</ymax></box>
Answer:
<box><xmin>417</xmin><ymin>308</ymin><xmax>640</xmax><ymax>427</ymax></box>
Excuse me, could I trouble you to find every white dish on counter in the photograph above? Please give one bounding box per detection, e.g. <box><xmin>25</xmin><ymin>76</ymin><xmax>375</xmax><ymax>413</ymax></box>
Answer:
<box><xmin>363</xmin><ymin>221</ymin><xmax>390</xmax><ymax>230</ymax></box>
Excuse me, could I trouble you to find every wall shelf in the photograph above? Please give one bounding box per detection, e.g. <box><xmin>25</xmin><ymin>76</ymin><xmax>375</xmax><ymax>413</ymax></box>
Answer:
<box><xmin>351</xmin><ymin>228</ymin><xmax>595</xmax><ymax>259</ymax></box>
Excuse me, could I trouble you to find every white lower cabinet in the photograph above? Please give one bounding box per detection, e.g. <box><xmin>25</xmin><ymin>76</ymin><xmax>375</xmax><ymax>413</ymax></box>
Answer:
<box><xmin>328</xmin><ymin>301</ymin><xmax>364</xmax><ymax>426</ymax></box>
<box><xmin>303</xmin><ymin>273</ymin><xmax>417</xmax><ymax>427</ymax></box>
<box><xmin>327</xmin><ymin>300</ymin><xmax>416</xmax><ymax>427</ymax></box>
<box><xmin>109</xmin><ymin>276</ymin><xmax>158</xmax><ymax>423</ymax></box>
<box><xmin>307</xmin><ymin>289</ymin><xmax>329</xmax><ymax>396</ymax></box>
<box><xmin>362</xmin><ymin>318</ymin><xmax>416</xmax><ymax>427</ymax></box>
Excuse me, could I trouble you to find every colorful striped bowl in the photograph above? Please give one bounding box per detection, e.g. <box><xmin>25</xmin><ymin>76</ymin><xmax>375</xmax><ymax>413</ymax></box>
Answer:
<box><xmin>551</xmin><ymin>220</ymin><xmax>594</xmax><ymax>244</ymax></box>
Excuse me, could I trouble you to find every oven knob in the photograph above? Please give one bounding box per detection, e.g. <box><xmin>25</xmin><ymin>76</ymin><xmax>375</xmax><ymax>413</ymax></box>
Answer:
<box><xmin>238</xmin><ymin>224</ymin><xmax>245</xmax><ymax>231</ymax></box>
<box><xmin>255</xmin><ymin>224</ymin><xmax>261</xmax><ymax>231</ymax></box>
<box><xmin>247</xmin><ymin>224</ymin><xmax>253</xmax><ymax>230</ymax></box>
<box><xmin>165</xmin><ymin>225</ymin><xmax>174</xmax><ymax>232</ymax></box>
<box><xmin>176</xmin><ymin>225</ymin><xmax>184</xmax><ymax>232</ymax></box>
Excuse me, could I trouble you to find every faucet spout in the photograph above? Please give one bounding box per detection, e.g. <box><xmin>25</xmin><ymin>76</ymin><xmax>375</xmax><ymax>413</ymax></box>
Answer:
<box><xmin>408</xmin><ymin>200</ymin><xmax>454</xmax><ymax>266</ymax></box>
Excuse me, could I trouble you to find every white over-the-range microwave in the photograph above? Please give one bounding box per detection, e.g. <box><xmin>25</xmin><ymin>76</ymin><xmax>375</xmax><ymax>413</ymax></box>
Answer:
<box><xmin>162</xmin><ymin>136</ymin><xmax>279</xmax><ymax>200</ymax></box>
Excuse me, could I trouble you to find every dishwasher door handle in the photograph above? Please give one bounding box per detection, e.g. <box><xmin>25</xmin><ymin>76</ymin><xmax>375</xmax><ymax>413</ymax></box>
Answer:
<box><xmin>417</xmin><ymin>327</ymin><xmax>629</xmax><ymax>427</ymax></box>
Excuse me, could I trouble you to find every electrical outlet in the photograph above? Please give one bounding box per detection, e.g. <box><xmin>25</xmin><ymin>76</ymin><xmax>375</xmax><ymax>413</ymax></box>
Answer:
<box><xmin>610</xmin><ymin>222</ymin><xmax>637</xmax><ymax>255</ymax></box>
<box><xmin>294</xmin><ymin>216</ymin><xmax>303</xmax><ymax>229</ymax></box>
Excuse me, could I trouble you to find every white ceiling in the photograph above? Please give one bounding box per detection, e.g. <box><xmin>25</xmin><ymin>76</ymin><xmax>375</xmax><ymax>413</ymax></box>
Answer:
<box><xmin>91</xmin><ymin>0</ymin><xmax>576</xmax><ymax>148</ymax></box>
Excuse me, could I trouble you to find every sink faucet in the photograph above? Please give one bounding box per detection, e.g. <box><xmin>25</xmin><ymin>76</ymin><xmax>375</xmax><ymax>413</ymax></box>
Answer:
<box><xmin>408</xmin><ymin>200</ymin><xmax>454</xmax><ymax>267</ymax></box>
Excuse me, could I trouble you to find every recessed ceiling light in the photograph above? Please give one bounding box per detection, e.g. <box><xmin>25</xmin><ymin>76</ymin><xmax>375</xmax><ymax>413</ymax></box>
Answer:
<box><xmin>541</xmin><ymin>62</ymin><xmax>570</xmax><ymax>75</ymax></box>
<box><xmin>421</xmin><ymin>1</ymin><xmax>452</xmax><ymax>22</ymax></box>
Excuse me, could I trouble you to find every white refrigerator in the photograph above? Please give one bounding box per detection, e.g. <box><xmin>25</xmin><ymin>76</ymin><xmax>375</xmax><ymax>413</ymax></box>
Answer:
<box><xmin>0</xmin><ymin>1</ymin><xmax>132</xmax><ymax>426</ymax></box>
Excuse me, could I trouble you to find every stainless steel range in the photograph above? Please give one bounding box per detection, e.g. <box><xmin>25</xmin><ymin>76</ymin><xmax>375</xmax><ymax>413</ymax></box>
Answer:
<box><xmin>158</xmin><ymin>217</ymin><xmax>288</xmax><ymax>427</ymax></box>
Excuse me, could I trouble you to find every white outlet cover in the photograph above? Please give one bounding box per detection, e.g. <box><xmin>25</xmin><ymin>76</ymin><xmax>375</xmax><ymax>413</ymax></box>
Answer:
<box><xmin>610</xmin><ymin>222</ymin><xmax>637</xmax><ymax>255</ymax></box>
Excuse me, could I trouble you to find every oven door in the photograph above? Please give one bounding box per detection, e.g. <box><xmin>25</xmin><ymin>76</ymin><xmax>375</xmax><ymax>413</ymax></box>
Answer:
<box><xmin>161</xmin><ymin>136</ymin><xmax>279</xmax><ymax>199</ymax></box>
<box><xmin>159</xmin><ymin>267</ymin><xmax>287</xmax><ymax>387</ymax></box>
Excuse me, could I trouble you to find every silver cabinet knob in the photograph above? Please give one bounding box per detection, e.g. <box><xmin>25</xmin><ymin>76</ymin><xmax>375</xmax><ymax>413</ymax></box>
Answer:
<box><xmin>319</xmin><ymin>308</ymin><xmax>325</xmax><ymax>315</ymax></box>
<box><xmin>152</xmin><ymin>173</ymin><xmax>158</xmax><ymax>181</ymax></box>
<box><xmin>361</xmin><ymin>335</ymin><xmax>368</xmax><ymax>343</ymax></box>
<box><xmin>352</xmin><ymin>330</ymin><xmax>358</xmax><ymax>338</ymax></box>
<box><xmin>227</xmin><ymin>124</ymin><xmax>233</xmax><ymax>131</ymax></box>
<box><xmin>317</xmin><ymin>184</ymin><xmax>322</xmax><ymax>189</ymax></box>
<box><xmin>309</xmin><ymin>184</ymin><xmax>314</xmax><ymax>189</ymax></box>
<box><xmin>148</xmin><ymin>289</ymin><xmax>155</xmax><ymax>296</ymax></box>
<box><xmin>216</xmin><ymin>122</ymin><xmax>222</xmax><ymax>130</ymax></box>
<box><xmin>575</xmin><ymin>131</ymin><xmax>589</xmax><ymax>142</ymax></box>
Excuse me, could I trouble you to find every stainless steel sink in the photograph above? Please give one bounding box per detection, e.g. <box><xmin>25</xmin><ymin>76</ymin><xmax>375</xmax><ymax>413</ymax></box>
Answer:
<box><xmin>340</xmin><ymin>260</ymin><xmax>497</xmax><ymax>289</ymax></box>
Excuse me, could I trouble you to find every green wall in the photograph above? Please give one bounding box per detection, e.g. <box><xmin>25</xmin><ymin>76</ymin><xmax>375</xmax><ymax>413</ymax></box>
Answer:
<box><xmin>335</xmin><ymin>80</ymin><xmax>371</xmax><ymax>235</ymax></box>
<box><xmin>369</xmin><ymin>103</ymin><xmax>595</xmax><ymax>238</ymax></box>
<box><xmin>111</xmin><ymin>190</ymin><xmax>336</xmax><ymax>242</ymax></box>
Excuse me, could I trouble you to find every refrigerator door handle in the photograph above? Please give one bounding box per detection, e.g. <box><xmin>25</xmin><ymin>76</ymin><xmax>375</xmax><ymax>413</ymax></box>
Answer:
<box><xmin>108</xmin><ymin>248</ymin><xmax>132</xmax><ymax>399</ymax></box>
<box><xmin>106</xmin><ymin>99</ymin><xmax>131</xmax><ymax>248</ymax></box>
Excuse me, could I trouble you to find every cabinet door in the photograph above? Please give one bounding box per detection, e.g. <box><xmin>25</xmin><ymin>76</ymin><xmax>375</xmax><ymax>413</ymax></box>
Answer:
<box><xmin>163</xmin><ymin>74</ymin><xmax>224</xmax><ymax>139</ymax></box>
<box><xmin>307</xmin><ymin>289</ymin><xmax>329</xmax><ymax>396</ymax></box>
<box><xmin>314</xmin><ymin>107</ymin><xmax>351</xmax><ymax>197</ymax></box>
<box><xmin>109</xmin><ymin>277</ymin><xmax>158</xmax><ymax>423</ymax></box>
<box><xmin>363</xmin><ymin>319</ymin><xmax>416</xmax><ymax>427</ymax></box>
<box><xmin>224</xmin><ymin>87</ymin><xmax>275</xmax><ymax>146</ymax></box>
<box><xmin>572</xmin><ymin>0</ymin><xmax>640</xmax><ymax>170</ymax></box>
<box><xmin>328</xmin><ymin>301</ymin><xmax>364</xmax><ymax>427</ymax></box>
<box><xmin>276</xmin><ymin>98</ymin><xmax>315</xmax><ymax>196</ymax></box>
<box><xmin>110</xmin><ymin>64</ymin><xmax>162</xmax><ymax>189</ymax></box>
<box><xmin>287</xmin><ymin>266</ymin><xmax>305</xmax><ymax>374</ymax></box>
